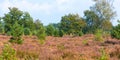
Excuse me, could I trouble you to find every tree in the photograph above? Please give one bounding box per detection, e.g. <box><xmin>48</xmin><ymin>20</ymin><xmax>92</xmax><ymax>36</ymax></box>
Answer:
<box><xmin>111</xmin><ymin>20</ymin><xmax>120</xmax><ymax>39</ymax></box>
<box><xmin>60</xmin><ymin>13</ymin><xmax>86</xmax><ymax>36</ymax></box>
<box><xmin>84</xmin><ymin>0</ymin><xmax>116</xmax><ymax>33</ymax></box>
<box><xmin>34</xmin><ymin>20</ymin><xmax>46</xmax><ymax>40</ymax></box>
<box><xmin>45</xmin><ymin>24</ymin><xmax>55</xmax><ymax>36</ymax></box>
<box><xmin>84</xmin><ymin>10</ymin><xmax>99</xmax><ymax>33</ymax></box>
<box><xmin>45</xmin><ymin>23</ymin><xmax>60</xmax><ymax>37</ymax></box>
<box><xmin>19</xmin><ymin>12</ymin><xmax>34</xmax><ymax>35</ymax></box>
<box><xmin>0</xmin><ymin>18</ymin><xmax>5</xmax><ymax>34</ymax></box>
<box><xmin>9</xmin><ymin>22</ymin><xmax>24</xmax><ymax>44</ymax></box>
<box><xmin>3</xmin><ymin>7</ymin><xmax>23</xmax><ymax>34</ymax></box>
<box><xmin>90</xmin><ymin>0</ymin><xmax>116</xmax><ymax>30</ymax></box>
<box><xmin>2</xmin><ymin>7</ymin><xmax>35</xmax><ymax>36</ymax></box>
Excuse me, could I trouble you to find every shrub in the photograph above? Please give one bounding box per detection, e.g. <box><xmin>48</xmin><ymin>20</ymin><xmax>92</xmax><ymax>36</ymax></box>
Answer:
<box><xmin>94</xmin><ymin>29</ymin><xmax>104</xmax><ymax>42</ymax></box>
<box><xmin>9</xmin><ymin>37</ymin><xmax>23</xmax><ymax>44</ymax></box>
<box><xmin>36</xmin><ymin>27</ymin><xmax>46</xmax><ymax>40</ymax></box>
<box><xmin>45</xmin><ymin>24</ymin><xmax>55</xmax><ymax>36</ymax></box>
<box><xmin>53</xmin><ymin>29</ymin><xmax>59</xmax><ymax>37</ymax></box>
<box><xmin>78</xmin><ymin>30</ymin><xmax>83</xmax><ymax>36</ymax></box>
<box><xmin>111</xmin><ymin>23</ymin><xmax>120</xmax><ymax>39</ymax></box>
<box><xmin>9</xmin><ymin>22</ymin><xmax>24</xmax><ymax>44</ymax></box>
<box><xmin>59</xmin><ymin>30</ymin><xmax>64</xmax><ymax>37</ymax></box>
<box><xmin>0</xmin><ymin>44</ymin><xmax>17</xmax><ymax>60</ymax></box>
<box><xmin>24</xmin><ymin>28</ymin><xmax>32</xmax><ymax>35</ymax></box>
<box><xmin>16</xmin><ymin>50</ymin><xmax>39</xmax><ymax>60</ymax></box>
<box><xmin>57</xmin><ymin>44</ymin><xmax>65</xmax><ymax>50</ymax></box>
<box><xmin>99</xmin><ymin>47</ymin><xmax>109</xmax><ymax>60</ymax></box>
<box><xmin>82</xmin><ymin>39</ymin><xmax>88</xmax><ymax>45</ymax></box>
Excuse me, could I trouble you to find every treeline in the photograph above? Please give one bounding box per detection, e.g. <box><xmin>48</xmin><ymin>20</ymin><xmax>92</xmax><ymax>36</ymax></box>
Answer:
<box><xmin>45</xmin><ymin>0</ymin><xmax>120</xmax><ymax>39</ymax></box>
<box><xmin>0</xmin><ymin>0</ymin><xmax>119</xmax><ymax>44</ymax></box>
<box><xmin>0</xmin><ymin>7</ymin><xmax>46</xmax><ymax>44</ymax></box>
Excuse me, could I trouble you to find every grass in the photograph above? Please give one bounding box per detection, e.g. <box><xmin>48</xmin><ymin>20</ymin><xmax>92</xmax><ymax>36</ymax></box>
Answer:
<box><xmin>99</xmin><ymin>47</ymin><xmax>109</xmax><ymax>60</ymax></box>
<box><xmin>0</xmin><ymin>44</ymin><xmax>17</xmax><ymax>60</ymax></box>
<box><xmin>57</xmin><ymin>44</ymin><xmax>65</xmax><ymax>50</ymax></box>
<box><xmin>16</xmin><ymin>50</ymin><xmax>39</xmax><ymax>60</ymax></box>
<box><xmin>82</xmin><ymin>39</ymin><xmax>88</xmax><ymax>45</ymax></box>
<box><xmin>94</xmin><ymin>29</ymin><xmax>104</xmax><ymax>42</ymax></box>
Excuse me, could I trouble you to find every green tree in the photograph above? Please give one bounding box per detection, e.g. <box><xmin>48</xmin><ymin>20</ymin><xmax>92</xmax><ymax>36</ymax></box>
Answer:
<box><xmin>24</xmin><ymin>28</ymin><xmax>31</xmax><ymax>35</ymax></box>
<box><xmin>90</xmin><ymin>0</ymin><xmax>116</xmax><ymax>30</ymax></box>
<box><xmin>111</xmin><ymin>20</ymin><xmax>120</xmax><ymax>39</ymax></box>
<box><xmin>19</xmin><ymin>12</ymin><xmax>34</xmax><ymax>35</ymax></box>
<box><xmin>9</xmin><ymin>22</ymin><xmax>24</xmax><ymax>44</ymax></box>
<box><xmin>3</xmin><ymin>7</ymin><xmax>23</xmax><ymax>34</ymax></box>
<box><xmin>84</xmin><ymin>10</ymin><xmax>99</xmax><ymax>33</ymax></box>
<box><xmin>45</xmin><ymin>24</ymin><xmax>55</xmax><ymax>36</ymax></box>
<box><xmin>2</xmin><ymin>7</ymin><xmax>34</xmax><ymax>36</ymax></box>
<box><xmin>60</xmin><ymin>13</ymin><xmax>86</xmax><ymax>36</ymax></box>
<box><xmin>0</xmin><ymin>18</ymin><xmax>5</xmax><ymax>34</ymax></box>
<box><xmin>54</xmin><ymin>28</ymin><xmax>59</xmax><ymax>37</ymax></box>
<box><xmin>84</xmin><ymin>0</ymin><xmax>116</xmax><ymax>33</ymax></box>
<box><xmin>34</xmin><ymin>20</ymin><xmax>46</xmax><ymax>40</ymax></box>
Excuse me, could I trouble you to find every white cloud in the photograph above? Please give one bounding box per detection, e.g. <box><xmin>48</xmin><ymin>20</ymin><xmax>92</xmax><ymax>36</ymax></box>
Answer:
<box><xmin>56</xmin><ymin>0</ymin><xmax>70</xmax><ymax>5</ymax></box>
<box><xmin>0</xmin><ymin>0</ymin><xmax>52</xmax><ymax>15</ymax></box>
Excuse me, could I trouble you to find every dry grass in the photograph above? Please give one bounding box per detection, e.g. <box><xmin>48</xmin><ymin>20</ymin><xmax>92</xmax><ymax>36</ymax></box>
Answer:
<box><xmin>0</xmin><ymin>34</ymin><xmax>120</xmax><ymax>60</ymax></box>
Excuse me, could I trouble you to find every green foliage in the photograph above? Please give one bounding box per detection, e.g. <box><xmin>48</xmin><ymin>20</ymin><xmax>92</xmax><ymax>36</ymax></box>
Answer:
<box><xmin>3</xmin><ymin>7</ymin><xmax>23</xmax><ymax>33</ymax></box>
<box><xmin>46</xmin><ymin>24</ymin><xmax>55</xmax><ymax>36</ymax></box>
<box><xmin>54</xmin><ymin>28</ymin><xmax>59</xmax><ymax>37</ymax></box>
<box><xmin>59</xmin><ymin>30</ymin><xmax>64</xmax><ymax>37</ymax></box>
<box><xmin>78</xmin><ymin>30</ymin><xmax>83</xmax><ymax>36</ymax></box>
<box><xmin>19</xmin><ymin>12</ymin><xmax>35</xmax><ymax>35</ymax></box>
<box><xmin>9</xmin><ymin>22</ymin><xmax>23</xmax><ymax>44</ymax></box>
<box><xmin>84</xmin><ymin>0</ymin><xmax>115</xmax><ymax>34</ymax></box>
<box><xmin>45</xmin><ymin>23</ymin><xmax>60</xmax><ymax>37</ymax></box>
<box><xmin>94</xmin><ymin>29</ymin><xmax>104</xmax><ymax>42</ymax></box>
<box><xmin>99</xmin><ymin>47</ymin><xmax>109</xmax><ymax>60</ymax></box>
<box><xmin>82</xmin><ymin>39</ymin><xmax>88</xmax><ymax>45</ymax></box>
<box><xmin>60</xmin><ymin>13</ymin><xmax>86</xmax><ymax>36</ymax></box>
<box><xmin>2</xmin><ymin>7</ymin><xmax>46</xmax><ymax>42</ymax></box>
<box><xmin>0</xmin><ymin>44</ymin><xmax>17</xmax><ymax>60</ymax></box>
<box><xmin>84</xmin><ymin>10</ymin><xmax>99</xmax><ymax>33</ymax></box>
<box><xmin>24</xmin><ymin>28</ymin><xmax>32</xmax><ymax>35</ymax></box>
<box><xmin>91</xmin><ymin>0</ymin><xmax>116</xmax><ymax>21</ymax></box>
<box><xmin>111</xmin><ymin>21</ymin><xmax>120</xmax><ymax>39</ymax></box>
<box><xmin>2</xmin><ymin>7</ymin><xmax>35</xmax><ymax>36</ymax></box>
<box><xmin>33</xmin><ymin>20</ymin><xmax>46</xmax><ymax>40</ymax></box>
<box><xmin>0</xmin><ymin>20</ymin><xmax>5</xmax><ymax>34</ymax></box>
<box><xmin>36</xmin><ymin>29</ymin><xmax>46</xmax><ymax>40</ymax></box>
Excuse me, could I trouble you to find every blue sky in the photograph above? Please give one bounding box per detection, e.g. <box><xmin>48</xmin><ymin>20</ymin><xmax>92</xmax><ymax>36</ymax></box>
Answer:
<box><xmin>0</xmin><ymin>0</ymin><xmax>120</xmax><ymax>26</ymax></box>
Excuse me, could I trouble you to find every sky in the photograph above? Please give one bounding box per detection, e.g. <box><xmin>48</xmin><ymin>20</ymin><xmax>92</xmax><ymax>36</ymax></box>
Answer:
<box><xmin>0</xmin><ymin>0</ymin><xmax>120</xmax><ymax>26</ymax></box>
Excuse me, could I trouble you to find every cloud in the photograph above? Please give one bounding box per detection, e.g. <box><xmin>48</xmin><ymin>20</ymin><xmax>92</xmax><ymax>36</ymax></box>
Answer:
<box><xmin>0</xmin><ymin>0</ymin><xmax>52</xmax><ymax>15</ymax></box>
<box><xmin>56</xmin><ymin>0</ymin><xmax>70</xmax><ymax>5</ymax></box>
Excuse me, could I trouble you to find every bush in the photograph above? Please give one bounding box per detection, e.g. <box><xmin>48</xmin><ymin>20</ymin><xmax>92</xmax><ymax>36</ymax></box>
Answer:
<box><xmin>111</xmin><ymin>23</ymin><xmax>120</xmax><ymax>39</ymax></box>
<box><xmin>36</xmin><ymin>27</ymin><xmax>46</xmax><ymax>40</ymax></box>
<box><xmin>0</xmin><ymin>44</ymin><xmax>17</xmax><ymax>60</ymax></box>
<box><xmin>9</xmin><ymin>37</ymin><xmax>23</xmax><ymax>44</ymax></box>
<box><xmin>54</xmin><ymin>29</ymin><xmax>59</xmax><ymax>37</ymax></box>
<box><xmin>45</xmin><ymin>24</ymin><xmax>55</xmax><ymax>36</ymax></box>
<box><xmin>99</xmin><ymin>47</ymin><xmax>109</xmax><ymax>60</ymax></box>
<box><xmin>78</xmin><ymin>30</ymin><xmax>83</xmax><ymax>36</ymax></box>
<box><xmin>24</xmin><ymin>28</ymin><xmax>32</xmax><ymax>35</ymax></box>
<box><xmin>94</xmin><ymin>29</ymin><xmax>104</xmax><ymax>42</ymax></box>
<box><xmin>82</xmin><ymin>39</ymin><xmax>88</xmax><ymax>45</ymax></box>
<box><xmin>59</xmin><ymin>30</ymin><xmax>64</xmax><ymax>37</ymax></box>
<box><xmin>9</xmin><ymin>22</ymin><xmax>24</xmax><ymax>44</ymax></box>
